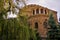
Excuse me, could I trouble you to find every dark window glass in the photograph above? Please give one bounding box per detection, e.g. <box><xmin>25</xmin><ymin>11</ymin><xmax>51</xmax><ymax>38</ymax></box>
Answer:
<box><xmin>41</xmin><ymin>9</ymin><xmax>43</xmax><ymax>13</ymax></box>
<box><xmin>35</xmin><ymin>22</ymin><xmax>38</xmax><ymax>29</ymax></box>
<box><xmin>33</xmin><ymin>10</ymin><xmax>35</xmax><ymax>15</ymax></box>
<box><xmin>36</xmin><ymin>9</ymin><xmax>39</xmax><ymax>14</ymax></box>
<box><xmin>45</xmin><ymin>10</ymin><xmax>47</xmax><ymax>14</ymax></box>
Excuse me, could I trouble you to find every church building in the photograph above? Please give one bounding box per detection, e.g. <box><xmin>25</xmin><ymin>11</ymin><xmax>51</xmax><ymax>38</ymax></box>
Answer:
<box><xmin>20</xmin><ymin>4</ymin><xmax>58</xmax><ymax>39</ymax></box>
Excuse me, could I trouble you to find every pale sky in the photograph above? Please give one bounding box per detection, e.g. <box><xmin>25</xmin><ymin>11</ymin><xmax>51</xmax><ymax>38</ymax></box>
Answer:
<box><xmin>26</xmin><ymin>0</ymin><xmax>60</xmax><ymax>21</ymax></box>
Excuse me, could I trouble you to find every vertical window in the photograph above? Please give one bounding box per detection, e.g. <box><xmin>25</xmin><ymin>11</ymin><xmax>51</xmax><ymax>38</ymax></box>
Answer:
<box><xmin>36</xmin><ymin>9</ymin><xmax>39</xmax><ymax>14</ymax></box>
<box><xmin>41</xmin><ymin>9</ymin><xmax>43</xmax><ymax>13</ymax></box>
<box><xmin>45</xmin><ymin>10</ymin><xmax>47</xmax><ymax>14</ymax></box>
<box><xmin>35</xmin><ymin>22</ymin><xmax>38</xmax><ymax>29</ymax></box>
<box><xmin>33</xmin><ymin>10</ymin><xmax>35</xmax><ymax>15</ymax></box>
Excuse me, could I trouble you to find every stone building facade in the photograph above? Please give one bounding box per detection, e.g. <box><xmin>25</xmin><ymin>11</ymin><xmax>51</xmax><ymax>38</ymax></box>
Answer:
<box><xmin>21</xmin><ymin>4</ymin><xmax>58</xmax><ymax>39</ymax></box>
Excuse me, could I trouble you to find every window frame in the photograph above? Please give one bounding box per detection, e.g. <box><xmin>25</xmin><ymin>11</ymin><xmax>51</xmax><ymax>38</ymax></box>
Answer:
<box><xmin>32</xmin><ymin>10</ymin><xmax>35</xmax><ymax>15</ymax></box>
<box><xmin>35</xmin><ymin>22</ymin><xmax>38</xmax><ymax>29</ymax></box>
<box><xmin>41</xmin><ymin>9</ymin><xmax>43</xmax><ymax>13</ymax></box>
<box><xmin>36</xmin><ymin>8</ymin><xmax>39</xmax><ymax>14</ymax></box>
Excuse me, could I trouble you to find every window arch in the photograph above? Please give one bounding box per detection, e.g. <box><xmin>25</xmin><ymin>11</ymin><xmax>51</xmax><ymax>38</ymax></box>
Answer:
<box><xmin>35</xmin><ymin>22</ymin><xmax>38</xmax><ymax>29</ymax></box>
<box><xmin>41</xmin><ymin>9</ymin><xmax>43</xmax><ymax>13</ymax></box>
<box><xmin>45</xmin><ymin>10</ymin><xmax>47</xmax><ymax>14</ymax></box>
<box><xmin>33</xmin><ymin>10</ymin><xmax>35</xmax><ymax>15</ymax></box>
<box><xmin>36</xmin><ymin>9</ymin><xmax>39</xmax><ymax>14</ymax></box>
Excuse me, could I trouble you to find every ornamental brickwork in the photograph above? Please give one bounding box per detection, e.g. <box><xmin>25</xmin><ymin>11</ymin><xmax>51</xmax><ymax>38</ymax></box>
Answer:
<box><xmin>21</xmin><ymin>4</ymin><xmax>58</xmax><ymax>39</ymax></box>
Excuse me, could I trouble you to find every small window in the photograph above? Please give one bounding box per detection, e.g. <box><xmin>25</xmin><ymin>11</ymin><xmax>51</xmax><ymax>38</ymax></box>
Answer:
<box><xmin>36</xmin><ymin>9</ymin><xmax>39</xmax><ymax>14</ymax></box>
<box><xmin>41</xmin><ymin>9</ymin><xmax>43</xmax><ymax>13</ymax></box>
<box><xmin>45</xmin><ymin>10</ymin><xmax>47</xmax><ymax>14</ymax></box>
<box><xmin>33</xmin><ymin>10</ymin><xmax>35</xmax><ymax>15</ymax></box>
<box><xmin>35</xmin><ymin>22</ymin><xmax>38</xmax><ymax>29</ymax></box>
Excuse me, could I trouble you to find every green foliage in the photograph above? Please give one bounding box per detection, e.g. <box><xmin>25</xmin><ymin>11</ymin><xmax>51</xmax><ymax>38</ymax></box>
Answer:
<box><xmin>0</xmin><ymin>0</ymin><xmax>39</xmax><ymax>40</ymax></box>
<box><xmin>47</xmin><ymin>13</ymin><xmax>58</xmax><ymax>40</ymax></box>
<box><xmin>0</xmin><ymin>0</ymin><xmax>4</xmax><ymax>12</ymax></box>
<box><xmin>0</xmin><ymin>17</ymin><xmax>30</xmax><ymax>40</ymax></box>
<box><xmin>0</xmin><ymin>12</ymin><xmax>38</xmax><ymax>40</ymax></box>
<box><xmin>29</xmin><ymin>29</ymin><xmax>37</xmax><ymax>40</ymax></box>
<box><xmin>35</xmin><ymin>31</ymin><xmax>42</xmax><ymax>40</ymax></box>
<box><xmin>48</xmin><ymin>14</ymin><xmax>57</xmax><ymax>29</ymax></box>
<box><xmin>18</xmin><ymin>16</ymin><xmax>30</xmax><ymax>40</ymax></box>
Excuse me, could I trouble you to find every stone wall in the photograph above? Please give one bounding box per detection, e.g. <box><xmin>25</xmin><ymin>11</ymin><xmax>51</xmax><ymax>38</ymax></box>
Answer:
<box><xmin>20</xmin><ymin>4</ymin><xmax>58</xmax><ymax>39</ymax></box>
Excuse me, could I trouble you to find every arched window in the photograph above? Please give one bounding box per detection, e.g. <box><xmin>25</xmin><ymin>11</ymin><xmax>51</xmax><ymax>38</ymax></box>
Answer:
<box><xmin>33</xmin><ymin>10</ymin><xmax>35</xmax><ymax>15</ymax></box>
<box><xmin>41</xmin><ymin>9</ymin><xmax>43</xmax><ymax>13</ymax></box>
<box><xmin>36</xmin><ymin>9</ymin><xmax>39</xmax><ymax>14</ymax></box>
<box><xmin>45</xmin><ymin>10</ymin><xmax>47</xmax><ymax>14</ymax></box>
<box><xmin>35</xmin><ymin>22</ymin><xmax>38</xmax><ymax>29</ymax></box>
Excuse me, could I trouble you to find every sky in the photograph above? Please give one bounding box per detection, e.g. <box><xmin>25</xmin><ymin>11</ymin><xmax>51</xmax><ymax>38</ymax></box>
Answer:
<box><xmin>26</xmin><ymin>0</ymin><xmax>60</xmax><ymax>21</ymax></box>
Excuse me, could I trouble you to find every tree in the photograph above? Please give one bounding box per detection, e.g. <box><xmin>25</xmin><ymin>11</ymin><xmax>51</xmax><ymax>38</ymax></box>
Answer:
<box><xmin>35</xmin><ymin>30</ymin><xmax>42</xmax><ymax>40</ymax></box>
<box><xmin>47</xmin><ymin>13</ymin><xmax>58</xmax><ymax>40</ymax></box>
<box><xmin>0</xmin><ymin>0</ymin><xmax>39</xmax><ymax>40</ymax></box>
<box><xmin>56</xmin><ymin>23</ymin><xmax>60</xmax><ymax>40</ymax></box>
<box><xmin>0</xmin><ymin>15</ymin><xmax>30</xmax><ymax>40</ymax></box>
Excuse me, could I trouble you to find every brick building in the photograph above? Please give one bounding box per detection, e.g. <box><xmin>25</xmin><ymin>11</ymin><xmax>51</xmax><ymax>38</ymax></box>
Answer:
<box><xmin>20</xmin><ymin>4</ymin><xmax>58</xmax><ymax>39</ymax></box>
